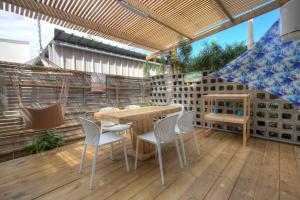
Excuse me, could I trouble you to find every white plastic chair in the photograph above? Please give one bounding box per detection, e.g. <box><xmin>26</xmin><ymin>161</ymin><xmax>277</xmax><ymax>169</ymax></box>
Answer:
<box><xmin>99</xmin><ymin>107</ymin><xmax>132</xmax><ymax>159</ymax></box>
<box><xmin>99</xmin><ymin>107</ymin><xmax>132</xmax><ymax>132</ymax></box>
<box><xmin>176</xmin><ymin>111</ymin><xmax>200</xmax><ymax>166</ymax></box>
<box><xmin>78</xmin><ymin>117</ymin><xmax>129</xmax><ymax>189</ymax></box>
<box><xmin>125</xmin><ymin>105</ymin><xmax>141</xmax><ymax>109</ymax></box>
<box><xmin>167</xmin><ymin>103</ymin><xmax>184</xmax><ymax>117</ymax></box>
<box><xmin>134</xmin><ymin>114</ymin><xmax>183</xmax><ymax>184</ymax></box>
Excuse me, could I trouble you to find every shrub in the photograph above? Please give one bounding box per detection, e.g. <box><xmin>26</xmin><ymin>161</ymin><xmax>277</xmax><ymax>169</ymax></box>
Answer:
<box><xmin>26</xmin><ymin>129</ymin><xmax>64</xmax><ymax>154</ymax></box>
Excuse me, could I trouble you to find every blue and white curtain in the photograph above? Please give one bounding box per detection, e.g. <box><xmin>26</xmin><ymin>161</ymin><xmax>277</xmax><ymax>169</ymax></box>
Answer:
<box><xmin>211</xmin><ymin>20</ymin><xmax>300</xmax><ymax>106</ymax></box>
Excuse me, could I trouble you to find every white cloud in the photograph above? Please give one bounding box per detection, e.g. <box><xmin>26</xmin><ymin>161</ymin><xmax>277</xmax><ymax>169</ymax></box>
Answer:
<box><xmin>0</xmin><ymin>10</ymin><xmax>152</xmax><ymax>60</ymax></box>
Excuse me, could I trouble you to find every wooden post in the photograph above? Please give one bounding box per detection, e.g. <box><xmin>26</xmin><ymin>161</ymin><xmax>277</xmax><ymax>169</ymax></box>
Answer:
<box><xmin>210</xmin><ymin>97</ymin><xmax>213</xmax><ymax>130</ymax></box>
<box><xmin>171</xmin><ymin>47</ymin><xmax>177</xmax><ymax>75</ymax></box>
<box><xmin>193</xmin><ymin>83</ymin><xmax>197</xmax><ymax>126</ymax></box>
<box><xmin>243</xmin><ymin>97</ymin><xmax>247</xmax><ymax>146</ymax></box>
<box><xmin>247</xmin><ymin>96</ymin><xmax>251</xmax><ymax>139</ymax></box>
<box><xmin>201</xmin><ymin>95</ymin><xmax>205</xmax><ymax>129</ymax></box>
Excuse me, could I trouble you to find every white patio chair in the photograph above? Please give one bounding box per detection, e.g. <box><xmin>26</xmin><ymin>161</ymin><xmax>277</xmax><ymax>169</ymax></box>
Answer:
<box><xmin>99</xmin><ymin>107</ymin><xmax>132</xmax><ymax>132</ymax></box>
<box><xmin>124</xmin><ymin>105</ymin><xmax>141</xmax><ymax>109</ymax></box>
<box><xmin>134</xmin><ymin>114</ymin><xmax>183</xmax><ymax>184</ymax></box>
<box><xmin>176</xmin><ymin>111</ymin><xmax>200</xmax><ymax>166</ymax></box>
<box><xmin>166</xmin><ymin>103</ymin><xmax>184</xmax><ymax>117</ymax></box>
<box><xmin>99</xmin><ymin>107</ymin><xmax>132</xmax><ymax>159</ymax></box>
<box><xmin>78</xmin><ymin>117</ymin><xmax>129</xmax><ymax>189</ymax></box>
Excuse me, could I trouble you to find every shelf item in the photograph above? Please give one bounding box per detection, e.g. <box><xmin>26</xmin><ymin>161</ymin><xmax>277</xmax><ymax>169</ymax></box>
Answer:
<box><xmin>202</xmin><ymin>93</ymin><xmax>251</xmax><ymax>146</ymax></box>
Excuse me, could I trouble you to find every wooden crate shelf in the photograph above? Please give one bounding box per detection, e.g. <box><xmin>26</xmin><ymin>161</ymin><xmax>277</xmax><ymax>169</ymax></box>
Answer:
<box><xmin>202</xmin><ymin>93</ymin><xmax>251</xmax><ymax>146</ymax></box>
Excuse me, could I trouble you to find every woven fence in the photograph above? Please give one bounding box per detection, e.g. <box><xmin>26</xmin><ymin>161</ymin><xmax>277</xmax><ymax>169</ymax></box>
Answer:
<box><xmin>0</xmin><ymin>61</ymin><xmax>150</xmax><ymax>162</ymax></box>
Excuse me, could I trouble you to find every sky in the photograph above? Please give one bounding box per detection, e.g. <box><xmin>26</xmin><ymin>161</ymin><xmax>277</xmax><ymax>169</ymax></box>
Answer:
<box><xmin>0</xmin><ymin>10</ymin><xmax>151</xmax><ymax>59</ymax></box>
<box><xmin>191</xmin><ymin>9</ymin><xmax>280</xmax><ymax>56</ymax></box>
<box><xmin>0</xmin><ymin>8</ymin><xmax>280</xmax><ymax>59</ymax></box>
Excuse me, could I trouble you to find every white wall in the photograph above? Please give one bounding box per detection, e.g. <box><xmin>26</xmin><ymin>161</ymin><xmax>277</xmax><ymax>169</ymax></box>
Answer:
<box><xmin>49</xmin><ymin>43</ymin><xmax>156</xmax><ymax>77</ymax></box>
<box><xmin>0</xmin><ymin>38</ymin><xmax>30</xmax><ymax>63</ymax></box>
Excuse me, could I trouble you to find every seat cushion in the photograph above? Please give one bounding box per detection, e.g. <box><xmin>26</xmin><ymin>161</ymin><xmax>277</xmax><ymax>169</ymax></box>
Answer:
<box><xmin>99</xmin><ymin>132</ymin><xmax>124</xmax><ymax>146</ymax></box>
<box><xmin>137</xmin><ymin>131</ymin><xmax>158</xmax><ymax>144</ymax></box>
<box><xmin>103</xmin><ymin>123</ymin><xmax>132</xmax><ymax>132</ymax></box>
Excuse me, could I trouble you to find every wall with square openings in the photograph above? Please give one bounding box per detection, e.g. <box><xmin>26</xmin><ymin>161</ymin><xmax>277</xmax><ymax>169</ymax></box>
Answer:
<box><xmin>150</xmin><ymin>71</ymin><xmax>300</xmax><ymax>145</ymax></box>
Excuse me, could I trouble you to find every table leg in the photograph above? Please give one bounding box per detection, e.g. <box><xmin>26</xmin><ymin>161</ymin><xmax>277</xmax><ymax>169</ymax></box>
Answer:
<box><xmin>247</xmin><ymin>120</ymin><xmax>250</xmax><ymax>139</ymax></box>
<box><xmin>127</xmin><ymin>117</ymin><xmax>156</xmax><ymax>161</ymax></box>
<box><xmin>243</xmin><ymin>123</ymin><xmax>247</xmax><ymax>146</ymax></box>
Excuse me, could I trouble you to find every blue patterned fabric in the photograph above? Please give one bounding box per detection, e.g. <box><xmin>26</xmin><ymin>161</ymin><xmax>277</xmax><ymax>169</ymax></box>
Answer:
<box><xmin>211</xmin><ymin>20</ymin><xmax>300</xmax><ymax>106</ymax></box>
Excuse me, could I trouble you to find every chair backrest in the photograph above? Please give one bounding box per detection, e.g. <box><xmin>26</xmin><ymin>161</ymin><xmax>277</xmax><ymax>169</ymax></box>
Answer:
<box><xmin>154</xmin><ymin>114</ymin><xmax>179</xmax><ymax>143</ymax></box>
<box><xmin>79</xmin><ymin>117</ymin><xmax>101</xmax><ymax>145</ymax></box>
<box><xmin>125</xmin><ymin>105</ymin><xmax>141</xmax><ymax>109</ymax></box>
<box><xmin>99</xmin><ymin>107</ymin><xmax>119</xmax><ymax>127</ymax></box>
<box><xmin>177</xmin><ymin>111</ymin><xmax>195</xmax><ymax>133</ymax></box>
<box><xmin>167</xmin><ymin>103</ymin><xmax>184</xmax><ymax>117</ymax></box>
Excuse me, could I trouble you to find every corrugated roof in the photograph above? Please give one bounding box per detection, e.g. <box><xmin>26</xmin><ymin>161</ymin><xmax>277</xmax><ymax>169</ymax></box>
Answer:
<box><xmin>53</xmin><ymin>29</ymin><xmax>147</xmax><ymax>60</ymax></box>
<box><xmin>0</xmin><ymin>0</ymin><xmax>289</xmax><ymax>58</ymax></box>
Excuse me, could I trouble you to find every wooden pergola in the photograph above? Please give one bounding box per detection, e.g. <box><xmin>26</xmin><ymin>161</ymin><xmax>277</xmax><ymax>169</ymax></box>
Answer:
<box><xmin>0</xmin><ymin>0</ymin><xmax>289</xmax><ymax>59</ymax></box>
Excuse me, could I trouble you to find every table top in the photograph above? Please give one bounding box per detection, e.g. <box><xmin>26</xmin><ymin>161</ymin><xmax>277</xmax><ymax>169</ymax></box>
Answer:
<box><xmin>94</xmin><ymin>105</ymin><xmax>182</xmax><ymax>123</ymax></box>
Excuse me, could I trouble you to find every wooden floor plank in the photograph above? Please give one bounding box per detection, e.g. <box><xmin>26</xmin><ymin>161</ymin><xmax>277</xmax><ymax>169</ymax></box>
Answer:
<box><xmin>229</xmin><ymin>139</ymin><xmax>267</xmax><ymax>200</ymax></box>
<box><xmin>203</xmin><ymin>139</ymin><xmax>252</xmax><ymax>200</ymax></box>
<box><xmin>178</xmin><ymin>135</ymin><xmax>241</xmax><ymax>200</ymax></box>
<box><xmin>153</xmin><ymin>133</ymin><xmax>234</xmax><ymax>200</ymax></box>
<box><xmin>253</xmin><ymin>141</ymin><xmax>280</xmax><ymax>200</ymax></box>
<box><xmin>104</xmin><ymin>130</ymin><xmax>215</xmax><ymax>200</ymax></box>
<box><xmin>0</xmin><ymin>144</ymin><xmax>125</xmax><ymax>200</ymax></box>
<box><xmin>279</xmin><ymin>143</ymin><xmax>300</xmax><ymax>200</ymax></box>
<box><xmin>130</xmin><ymin>133</ymin><xmax>229</xmax><ymax>200</ymax></box>
<box><xmin>0</xmin><ymin>130</ymin><xmax>300</xmax><ymax>200</ymax></box>
<box><xmin>38</xmin><ymin>131</ymin><xmax>206</xmax><ymax>200</ymax></box>
<box><xmin>94</xmin><ymin>130</ymin><xmax>213</xmax><ymax>200</ymax></box>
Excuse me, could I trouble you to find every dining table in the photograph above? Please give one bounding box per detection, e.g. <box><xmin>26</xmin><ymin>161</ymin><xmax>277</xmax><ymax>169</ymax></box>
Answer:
<box><xmin>94</xmin><ymin>105</ymin><xmax>182</xmax><ymax>160</ymax></box>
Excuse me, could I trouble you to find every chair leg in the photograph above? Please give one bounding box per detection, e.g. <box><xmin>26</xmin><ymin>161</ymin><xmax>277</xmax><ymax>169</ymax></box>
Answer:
<box><xmin>129</xmin><ymin>128</ymin><xmax>133</xmax><ymax>145</ymax></box>
<box><xmin>192</xmin><ymin>131</ymin><xmax>201</xmax><ymax>155</ymax></box>
<box><xmin>110</xmin><ymin>143</ymin><xmax>114</xmax><ymax>160</ymax></box>
<box><xmin>90</xmin><ymin>146</ymin><xmax>99</xmax><ymax>190</ymax></box>
<box><xmin>157</xmin><ymin>144</ymin><xmax>165</xmax><ymax>184</ymax></box>
<box><xmin>134</xmin><ymin>138</ymin><xmax>140</xmax><ymax>170</ymax></box>
<box><xmin>155</xmin><ymin>145</ymin><xmax>158</xmax><ymax>164</ymax></box>
<box><xmin>180</xmin><ymin>134</ymin><xmax>187</xmax><ymax>166</ymax></box>
<box><xmin>122</xmin><ymin>140</ymin><xmax>129</xmax><ymax>172</ymax></box>
<box><xmin>175</xmin><ymin>139</ymin><xmax>184</xmax><ymax>168</ymax></box>
<box><xmin>79</xmin><ymin>143</ymin><xmax>87</xmax><ymax>173</ymax></box>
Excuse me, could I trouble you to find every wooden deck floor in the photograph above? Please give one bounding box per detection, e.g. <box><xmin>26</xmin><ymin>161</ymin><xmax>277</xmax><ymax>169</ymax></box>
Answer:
<box><xmin>1</xmin><ymin>129</ymin><xmax>300</xmax><ymax>200</ymax></box>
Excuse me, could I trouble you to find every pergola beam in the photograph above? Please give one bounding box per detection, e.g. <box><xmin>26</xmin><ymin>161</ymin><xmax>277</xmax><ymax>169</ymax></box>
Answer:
<box><xmin>120</xmin><ymin>0</ymin><xmax>193</xmax><ymax>40</ymax></box>
<box><xmin>146</xmin><ymin>0</ymin><xmax>289</xmax><ymax>60</ymax></box>
<box><xmin>214</xmin><ymin>0</ymin><xmax>234</xmax><ymax>22</ymax></box>
<box><xmin>1</xmin><ymin>0</ymin><xmax>164</xmax><ymax>51</ymax></box>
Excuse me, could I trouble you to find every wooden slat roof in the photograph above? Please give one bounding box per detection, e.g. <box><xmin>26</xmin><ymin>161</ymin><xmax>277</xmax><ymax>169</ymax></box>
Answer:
<box><xmin>0</xmin><ymin>0</ymin><xmax>289</xmax><ymax>58</ymax></box>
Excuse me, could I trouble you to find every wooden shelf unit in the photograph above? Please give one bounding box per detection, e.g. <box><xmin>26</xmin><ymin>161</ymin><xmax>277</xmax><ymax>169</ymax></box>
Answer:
<box><xmin>202</xmin><ymin>94</ymin><xmax>251</xmax><ymax>146</ymax></box>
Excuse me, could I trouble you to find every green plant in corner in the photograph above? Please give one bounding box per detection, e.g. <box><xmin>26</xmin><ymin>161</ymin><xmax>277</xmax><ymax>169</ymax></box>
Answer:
<box><xmin>26</xmin><ymin>129</ymin><xmax>64</xmax><ymax>154</ymax></box>
<box><xmin>143</xmin><ymin>61</ymin><xmax>150</xmax><ymax>78</ymax></box>
<box><xmin>177</xmin><ymin>39</ymin><xmax>192</xmax><ymax>73</ymax></box>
